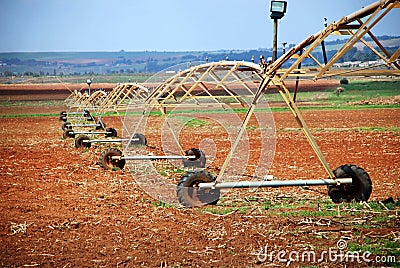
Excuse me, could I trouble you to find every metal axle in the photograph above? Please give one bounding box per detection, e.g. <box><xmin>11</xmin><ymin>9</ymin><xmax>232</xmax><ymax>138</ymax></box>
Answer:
<box><xmin>63</xmin><ymin>117</ymin><xmax>93</xmax><ymax>121</ymax></box>
<box><xmin>198</xmin><ymin>178</ymin><xmax>352</xmax><ymax>189</ymax></box>
<box><xmin>71</xmin><ymin>123</ymin><xmax>101</xmax><ymax>127</ymax></box>
<box><xmin>82</xmin><ymin>138</ymin><xmax>133</xmax><ymax>143</ymax></box>
<box><xmin>112</xmin><ymin>155</ymin><xmax>196</xmax><ymax>161</ymax></box>
<box><xmin>73</xmin><ymin>131</ymin><xmax>111</xmax><ymax>135</ymax></box>
<box><xmin>66</xmin><ymin>111</ymin><xmax>87</xmax><ymax>115</ymax></box>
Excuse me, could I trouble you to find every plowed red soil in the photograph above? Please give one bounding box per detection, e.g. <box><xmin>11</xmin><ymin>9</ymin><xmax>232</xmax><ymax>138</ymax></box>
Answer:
<box><xmin>1</xmin><ymin>102</ymin><xmax>399</xmax><ymax>266</ymax></box>
<box><xmin>0</xmin><ymin>83</ymin><xmax>116</xmax><ymax>101</ymax></box>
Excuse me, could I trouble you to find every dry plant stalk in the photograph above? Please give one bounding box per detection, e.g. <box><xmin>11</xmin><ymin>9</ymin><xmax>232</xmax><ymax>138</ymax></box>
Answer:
<box><xmin>10</xmin><ymin>221</ymin><xmax>29</xmax><ymax>235</ymax></box>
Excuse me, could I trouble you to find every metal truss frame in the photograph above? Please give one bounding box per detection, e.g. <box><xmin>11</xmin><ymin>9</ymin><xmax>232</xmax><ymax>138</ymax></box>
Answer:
<box><xmin>130</xmin><ymin>0</ymin><xmax>399</xmax><ymax>186</ymax></box>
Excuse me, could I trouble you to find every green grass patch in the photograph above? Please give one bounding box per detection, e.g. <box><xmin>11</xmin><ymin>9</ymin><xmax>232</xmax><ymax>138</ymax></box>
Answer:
<box><xmin>278</xmin><ymin>210</ymin><xmax>339</xmax><ymax>217</ymax></box>
<box><xmin>201</xmin><ymin>205</ymin><xmax>251</xmax><ymax>215</ymax></box>
<box><xmin>198</xmin><ymin>197</ymin><xmax>400</xmax><ymax>219</ymax></box>
<box><xmin>171</xmin><ymin>116</ymin><xmax>207</xmax><ymax>127</ymax></box>
<box><xmin>153</xmin><ymin>200</ymin><xmax>174</xmax><ymax>208</ymax></box>
<box><xmin>270</xmin><ymin>104</ymin><xmax>400</xmax><ymax>112</ymax></box>
<box><xmin>356</xmin><ymin>126</ymin><xmax>400</xmax><ymax>132</ymax></box>
<box><xmin>348</xmin><ymin>238</ymin><xmax>400</xmax><ymax>258</ymax></box>
<box><xmin>0</xmin><ymin>113</ymin><xmax>58</xmax><ymax>118</ymax></box>
<box><xmin>280</xmin><ymin>126</ymin><xmax>400</xmax><ymax>133</ymax></box>
<box><xmin>158</xmin><ymin>167</ymin><xmax>185</xmax><ymax>177</ymax></box>
<box><xmin>323</xmin><ymin>79</ymin><xmax>400</xmax><ymax>105</ymax></box>
<box><xmin>185</xmin><ymin>118</ymin><xmax>206</xmax><ymax>128</ymax></box>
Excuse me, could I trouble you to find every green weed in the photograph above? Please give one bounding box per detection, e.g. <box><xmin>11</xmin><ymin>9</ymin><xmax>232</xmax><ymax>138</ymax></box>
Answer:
<box><xmin>153</xmin><ymin>201</ymin><xmax>173</xmax><ymax>208</ymax></box>
<box><xmin>201</xmin><ymin>205</ymin><xmax>251</xmax><ymax>215</ymax></box>
<box><xmin>348</xmin><ymin>238</ymin><xmax>400</xmax><ymax>257</ymax></box>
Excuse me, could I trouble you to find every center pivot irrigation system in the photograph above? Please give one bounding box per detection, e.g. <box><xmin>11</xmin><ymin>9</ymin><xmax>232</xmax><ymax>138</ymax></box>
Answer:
<box><xmin>61</xmin><ymin>82</ymin><xmax>150</xmax><ymax>150</ymax></box>
<box><xmin>60</xmin><ymin>0</ymin><xmax>399</xmax><ymax>207</ymax></box>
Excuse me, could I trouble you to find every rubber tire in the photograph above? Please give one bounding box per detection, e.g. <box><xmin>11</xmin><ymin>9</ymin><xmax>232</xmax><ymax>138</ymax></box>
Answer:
<box><xmin>59</xmin><ymin>115</ymin><xmax>67</xmax><ymax>122</ymax></box>
<box><xmin>61</xmin><ymin>122</ymin><xmax>72</xmax><ymax>131</ymax></box>
<box><xmin>64</xmin><ymin>129</ymin><xmax>75</xmax><ymax>139</ymax></box>
<box><xmin>75</xmin><ymin>135</ymin><xmax>91</xmax><ymax>149</ymax></box>
<box><xmin>62</xmin><ymin>131</ymin><xmax>68</xmax><ymax>139</ymax></box>
<box><xmin>105</xmin><ymin>127</ymin><xmax>118</xmax><ymax>138</ymax></box>
<box><xmin>328</xmin><ymin>164</ymin><xmax>372</xmax><ymax>203</ymax></box>
<box><xmin>62</xmin><ymin>130</ymin><xmax>74</xmax><ymax>139</ymax></box>
<box><xmin>99</xmin><ymin>148</ymin><xmax>125</xmax><ymax>170</ymax></box>
<box><xmin>177</xmin><ymin>170</ymin><xmax>220</xmax><ymax>207</ymax></box>
<box><xmin>96</xmin><ymin>120</ymin><xmax>106</xmax><ymax>130</ymax></box>
<box><xmin>129</xmin><ymin>133</ymin><xmax>147</xmax><ymax>146</ymax></box>
<box><xmin>60</xmin><ymin>111</ymin><xmax>67</xmax><ymax>116</ymax></box>
<box><xmin>183</xmin><ymin>148</ymin><xmax>206</xmax><ymax>168</ymax></box>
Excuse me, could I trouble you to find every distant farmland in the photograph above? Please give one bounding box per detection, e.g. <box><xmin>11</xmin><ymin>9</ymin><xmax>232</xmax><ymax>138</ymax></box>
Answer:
<box><xmin>0</xmin><ymin>35</ymin><xmax>399</xmax><ymax>77</ymax></box>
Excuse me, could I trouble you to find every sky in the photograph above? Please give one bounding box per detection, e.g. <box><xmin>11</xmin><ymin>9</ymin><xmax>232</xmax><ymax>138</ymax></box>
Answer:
<box><xmin>0</xmin><ymin>0</ymin><xmax>399</xmax><ymax>52</ymax></box>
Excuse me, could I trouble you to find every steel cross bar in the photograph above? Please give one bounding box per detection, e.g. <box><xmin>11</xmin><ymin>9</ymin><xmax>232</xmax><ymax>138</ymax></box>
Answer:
<box><xmin>109</xmin><ymin>84</ymin><xmax>131</xmax><ymax>108</ymax></box>
<box><xmin>214</xmin><ymin>62</ymin><xmax>239</xmax><ymax>88</ymax></box>
<box><xmin>208</xmin><ymin>70</ymin><xmax>247</xmax><ymax>106</ymax></box>
<box><xmin>199</xmin><ymin>178</ymin><xmax>352</xmax><ymax>189</ymax></box>
<box><xmin>82</xmin><ymin>138</ymin><xmax>133</xmax><ymax>143</ymax></box>
<box><xmin>149</xmin><ymin>67</ymin><xmax>197</xmax><ymax>106</ymax></box>
<box><xmin>230</xmin><ymin>71</ymin><xmax>259</xmax><ymax>96</ymax></box>
<box><xmin>390</xmin><ymin>48</ymin><xmax>400</xmax><ymax>63</ymax></box>
<box><xmin>179</xmin><ymin>65</ymin><xmax>217</xmax><ymax>101</ymax></box>
<box><xmin>117</xmin><ymin>85</ymin><xmax>144</xmax><ymax>107</ymax></box>
<box><xmin>356</xmin><ymin>33</ymin><xmax>393</xmax><ymax>66</ymax></box>
<box><xmin>113</xmin><ymin>155</ymin><xmax>196</xmax><ymax>160</ymax></box>
<box><xmin>101</xmin><ymin>84</ymin><xmax>127</xmax><ymax>109</ymax></box>
<box><xmin>315</xmin><ymin>1</ymin><xmax>396</xmax><ymax>79</ymax></box>
<box><xmin>188</xmin><ymin>74</ymin><xmax>223</xmax><ymax>105</ymax></box>
<box><xmin>307</xmin><ymin>52</ymin><xmax>325</xmax><ymax>69</ymax></box>
<box><xmin>360</xmin><ymin>19</ymin><xmax>400</xmax><ymax>69</ymax></box>
<box><xmin>70</xmin><ymin>123</ymin><xmax>100</xmax><ymax>127</ymax></box>
<box><xmin>219</xmin><ymin>65</ymin><xmax>261</xmax><ymax>90</ymax></box>
<box><xmin>279</xmin><ymin>25</ymin><xmax>337</xmax><ymax>80</ymax></box>
<box><xmin>70</xmin><ymin>131</ymin><xmax>112</xmax><ymax>135</ymax></box>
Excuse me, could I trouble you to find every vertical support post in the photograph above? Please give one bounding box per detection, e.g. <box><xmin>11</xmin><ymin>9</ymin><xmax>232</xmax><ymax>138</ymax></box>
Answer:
<box><xmin>321</xmin><ymin>41</ymin><xmax>328</xmax><ymax>65</ymax></box>
<box><xmin>273</xmin><ymin>18</ymin><xmax>278</xmax><ymax>62</ymax></box>
<box><xmin>293</xmin><ymin>50</ymin><xmax>302</xmax><ymax>103</ymax></box>
<box><xmin>87</xmin><ymin>79</ymin><xmax>92</xmax><ymax>96</ymax></box>
<box><xmin>321</xmin><ymin>17</ymin><xmax>328</xmax><ymax>65</ymax></box>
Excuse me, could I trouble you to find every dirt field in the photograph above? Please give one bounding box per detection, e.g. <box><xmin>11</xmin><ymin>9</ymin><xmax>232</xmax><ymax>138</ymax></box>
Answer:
<box><xmin>0</xmin><ymin>80</ymin><xmax>339</xmax><ymax>101</ymax></box>
<box><xmin>1</xmin><ymin>92</ymin><xmax>399</xmax><ymax>266</ymax></box>
<box><xmin>0</xmin><ymin>83</ymin><xmax>116</xmax><ymax>101</ymax></box>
